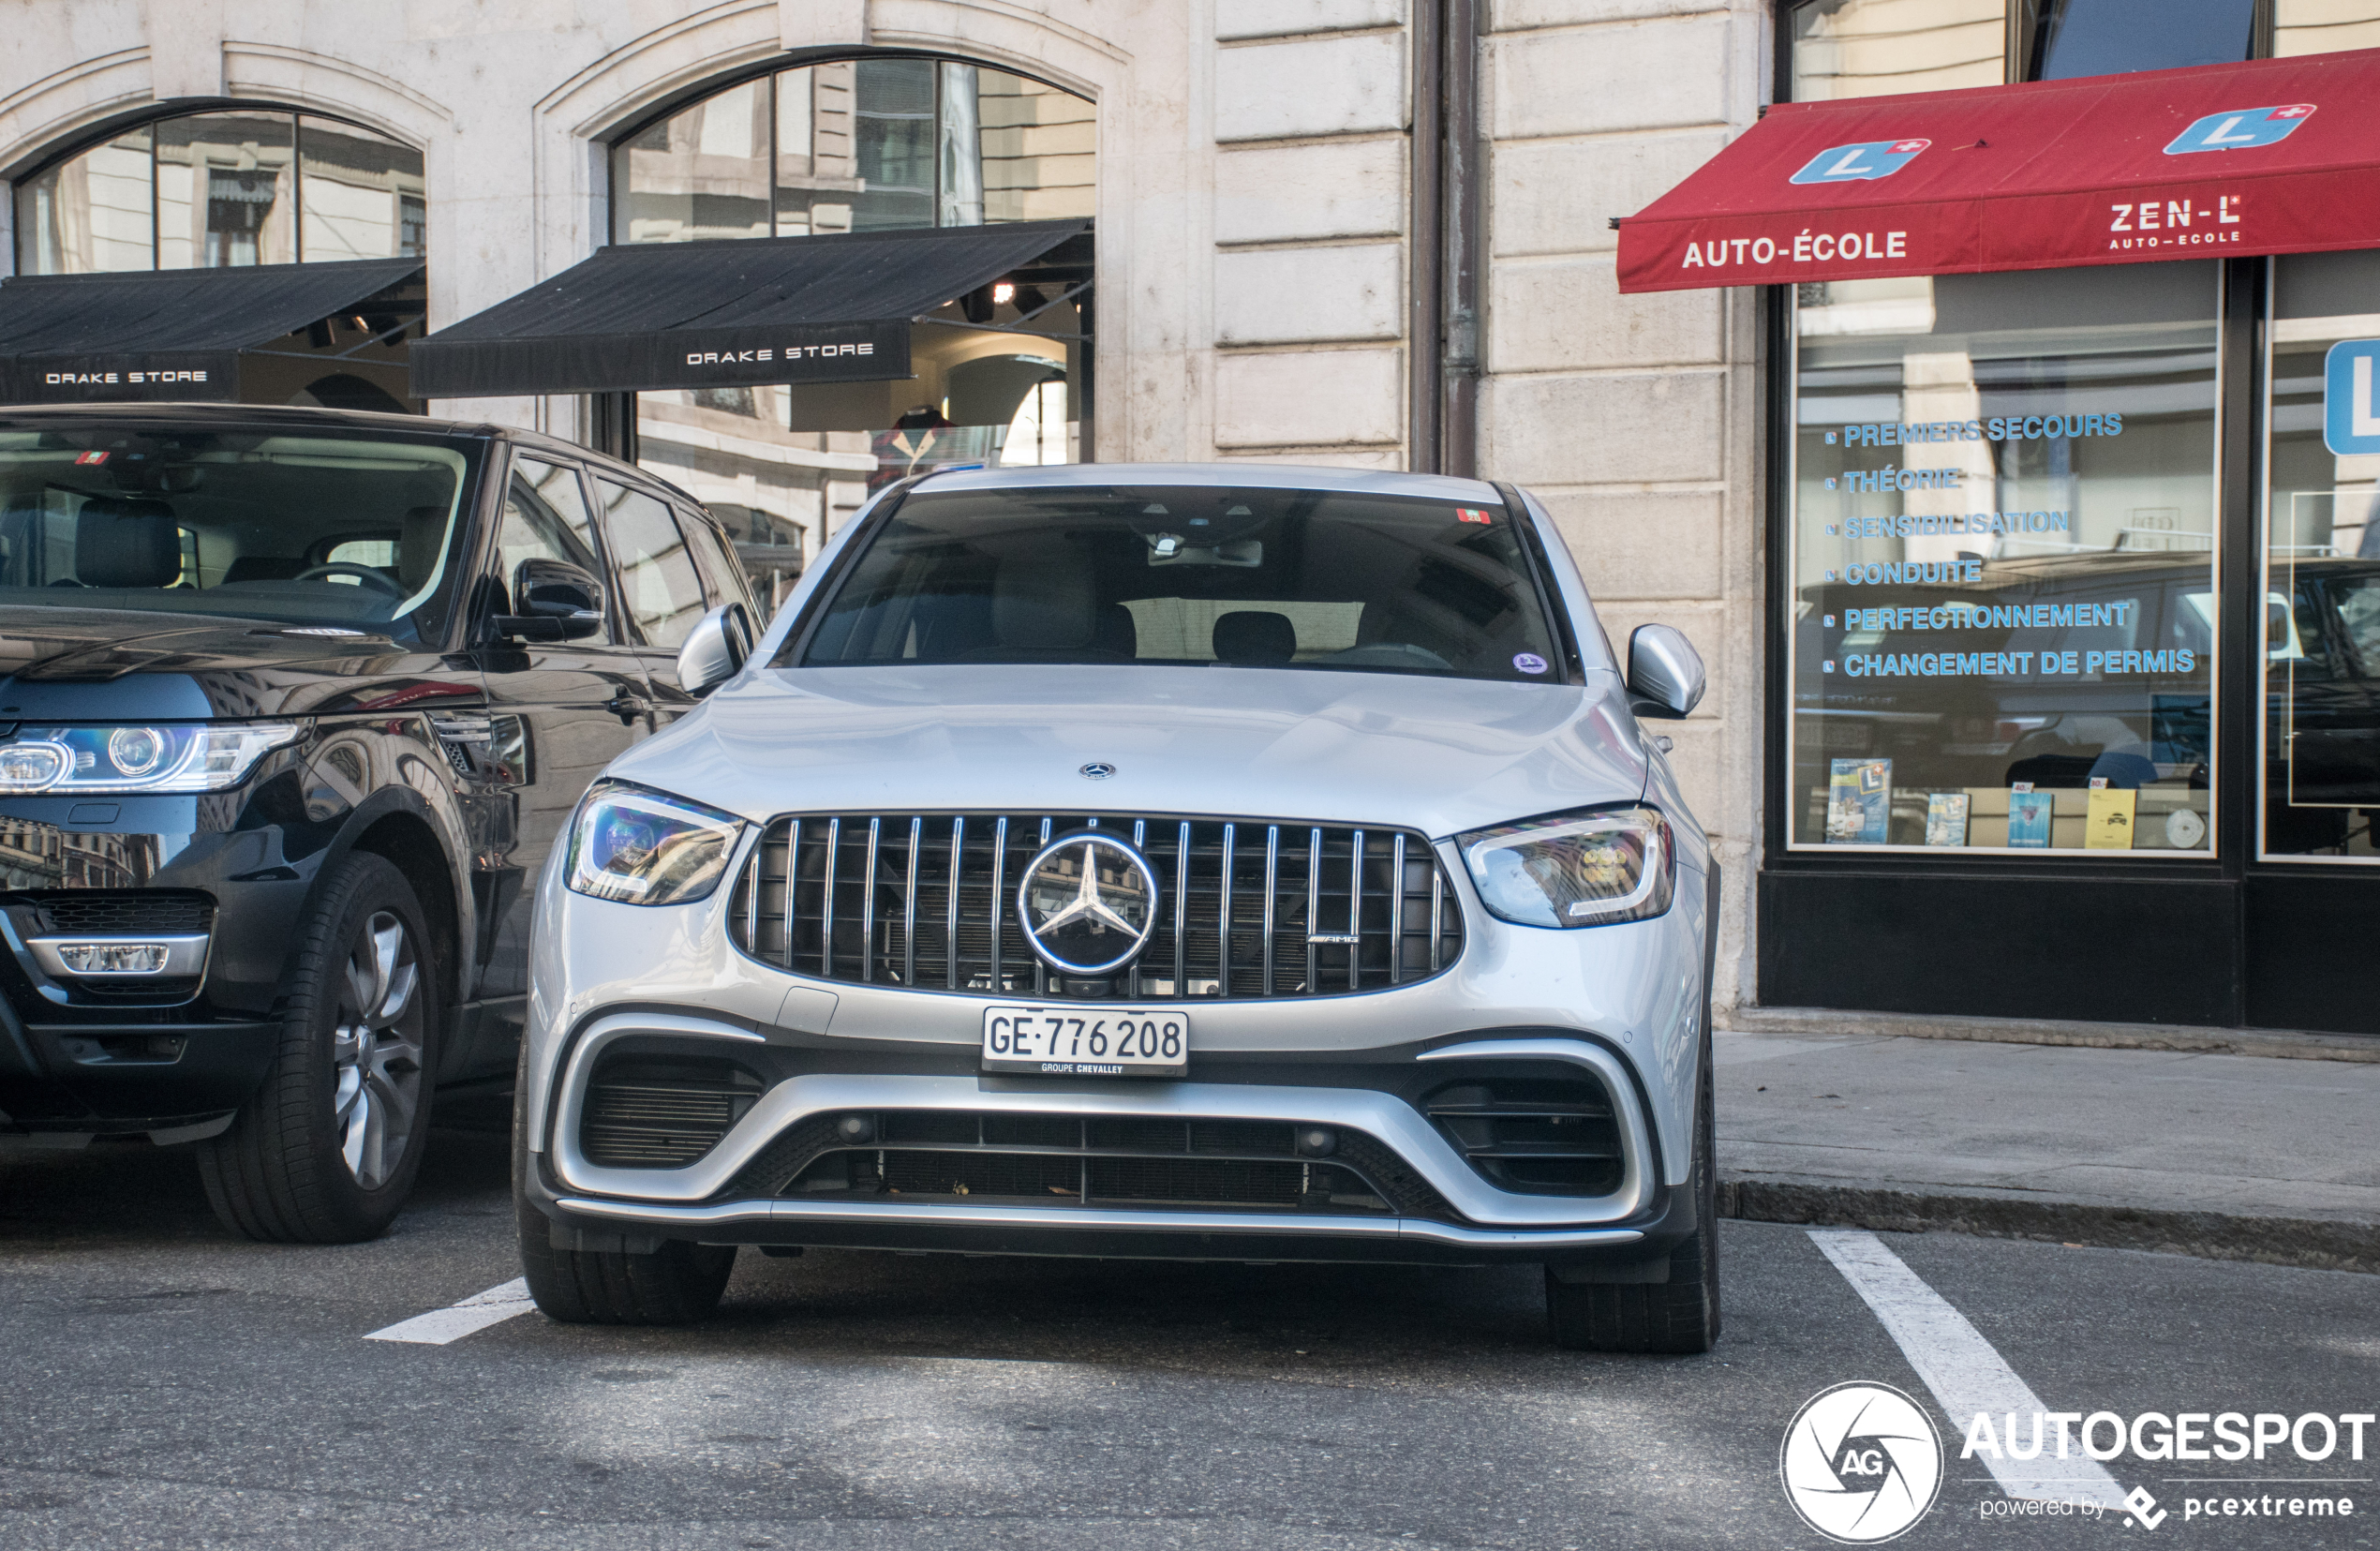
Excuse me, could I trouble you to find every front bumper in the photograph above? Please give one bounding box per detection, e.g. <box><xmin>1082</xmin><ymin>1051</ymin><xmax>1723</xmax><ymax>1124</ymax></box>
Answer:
<box><xmin>523</xmin><ymin>824</ymin><xmax>1712</xmax><ymax>1269</ymax></box>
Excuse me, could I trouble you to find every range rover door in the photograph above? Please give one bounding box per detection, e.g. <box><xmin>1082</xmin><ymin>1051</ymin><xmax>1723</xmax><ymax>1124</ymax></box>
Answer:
<box><xmin>459</xmin><ymin>453</ymin><xmax>650</xmax><ymax>1058</ymax></box>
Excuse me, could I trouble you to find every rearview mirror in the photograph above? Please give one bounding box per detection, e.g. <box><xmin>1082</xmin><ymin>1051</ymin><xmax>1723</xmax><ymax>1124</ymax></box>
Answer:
<box><xmin>677</xmin><ymin>602</ymin><xmax>754</xmax><ymax>697</ymax></box>
<box><xmin>1627</xmin><ymin>623</ymin><xmax>1705</xmax><ymax>719</ymax></box>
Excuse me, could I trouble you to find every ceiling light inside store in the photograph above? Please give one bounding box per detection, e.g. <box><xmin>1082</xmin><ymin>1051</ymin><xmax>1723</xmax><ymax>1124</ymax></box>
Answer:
<box><xmin>992</xmin><ymin>282</ymin><xmax>1015</xmax><ymax>305</ymax></box>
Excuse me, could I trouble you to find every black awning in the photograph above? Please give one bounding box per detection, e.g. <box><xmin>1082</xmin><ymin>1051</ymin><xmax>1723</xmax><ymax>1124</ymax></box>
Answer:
<box><xmin>409</xmin><ymin>218</ymin><xmax>1090</xmax><ymax>399</ymax></box>
<box><xmin>0</xmin><ymin>259</ymin><xmax>424</xmax><ymax>403</ymax></box>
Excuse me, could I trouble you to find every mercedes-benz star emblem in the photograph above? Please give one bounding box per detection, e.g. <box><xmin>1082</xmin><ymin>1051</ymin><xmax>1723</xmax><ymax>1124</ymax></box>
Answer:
<box><xmin>1017</xmin><ymin>832</ymin><xmax>1159</xmax><ymax>976</ymax></box>
<box><xmin>1078</xmin><ymin>762</ymin><xmax>1116</xmax><ymax>780</ymax></box>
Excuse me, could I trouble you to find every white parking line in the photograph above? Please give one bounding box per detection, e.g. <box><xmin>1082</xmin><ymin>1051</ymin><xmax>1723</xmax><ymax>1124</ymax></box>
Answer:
<box><xmin>364</xmin><ymin>1277</ymin><xmax>537</xmax><ymax>1345</ymax></box>
<box><xmin>1811</xmin><ymin>1230</ymin><xmax>2130</xmax><ymax>1510</ymax></box>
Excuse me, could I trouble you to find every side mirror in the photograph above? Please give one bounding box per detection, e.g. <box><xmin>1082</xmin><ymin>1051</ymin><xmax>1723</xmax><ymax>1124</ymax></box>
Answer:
<box><xmin>677</xmin><ymin>602</ymin><xmax>754</xmax><ymax>697</ymax></box>
<box><xmin>495</xmin><ymin>558</ymin><xmax>604</xmax><ymax>643</ymax></box>
<box><xmin>1626</xmin><ymin>623</ymin><xmax>1705</xmax><ymax>719</ymax></box>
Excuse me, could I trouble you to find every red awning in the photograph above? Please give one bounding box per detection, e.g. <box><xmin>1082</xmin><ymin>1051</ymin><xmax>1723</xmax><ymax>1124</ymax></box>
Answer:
<box><xmin>1616</xmin><ymin>48</ymin><xmax>2380</xmax><ymax>293</ymax></box>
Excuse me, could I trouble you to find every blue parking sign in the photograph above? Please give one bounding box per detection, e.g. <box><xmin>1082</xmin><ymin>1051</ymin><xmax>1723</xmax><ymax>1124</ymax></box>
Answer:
<box><xmin>2164</xmin><ymin>103</ymin><xmax>2317</xmax><ymax>155</ymax></box>
<box><xmin>2325</xmin><ymin>340</ymin><xmax>2380</xmax><ymax>456</ymax></box>
<box><xmin>1789</xmin><ymin>139</ymin><xmax>1931</xmax><ymax>186</ymax></box>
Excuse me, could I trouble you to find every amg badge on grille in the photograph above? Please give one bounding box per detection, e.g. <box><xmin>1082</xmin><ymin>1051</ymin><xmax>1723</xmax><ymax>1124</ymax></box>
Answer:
<box><xmin>1017</xmin><ymin>832</ymin><xmax>1160</xmax><ymax>976</ymax></box>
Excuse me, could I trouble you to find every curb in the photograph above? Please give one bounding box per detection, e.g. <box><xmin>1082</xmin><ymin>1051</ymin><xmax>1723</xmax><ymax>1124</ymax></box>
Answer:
<box><xmin>1719</xmin><ymin>1007</ymin><xmax>2380</xmax><ymax>1065</ymax></box>
<box><xmin>1718</xmin><ymin>1175</ymin><xmax>2380</xmax><ymax>1275</ymax></box>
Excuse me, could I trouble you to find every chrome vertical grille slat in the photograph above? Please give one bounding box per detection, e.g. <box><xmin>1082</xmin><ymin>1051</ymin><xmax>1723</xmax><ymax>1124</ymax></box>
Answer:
<box><xmin>728</xmin><ymin>813</ymin><xmax>1462</xmax><ymax>1001</ymax></box>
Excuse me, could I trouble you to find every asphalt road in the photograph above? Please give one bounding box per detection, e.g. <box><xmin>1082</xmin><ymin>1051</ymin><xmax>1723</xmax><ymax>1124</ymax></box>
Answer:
<box><xmin>1</xmin><ymin>1119</ymin><xmax>2373</xmax><ymax>1551</ymax></box>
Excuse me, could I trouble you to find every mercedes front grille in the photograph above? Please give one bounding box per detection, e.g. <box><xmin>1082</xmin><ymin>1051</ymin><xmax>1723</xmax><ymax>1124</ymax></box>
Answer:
<box><xmin>725</xmin><ymin>813</ymin><xmax>1463</xmax><ymax>1000</ymax></box>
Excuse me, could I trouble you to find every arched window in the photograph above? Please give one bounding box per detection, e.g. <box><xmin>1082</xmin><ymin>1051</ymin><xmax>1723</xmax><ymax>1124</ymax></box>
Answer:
<box><xmin>608</xmin><ymin>57</ymin><xmax>1094</xmax><ymax>597</ymax></box>
<box><xmin>613</xmin><ymin>57</ymin><xmax>1093</xmax><ymax>244</ymax></box>
<box><xmin>14</xmin><ymin>107</ymin><xmax>425</xmax><ymax>275</ymax></box>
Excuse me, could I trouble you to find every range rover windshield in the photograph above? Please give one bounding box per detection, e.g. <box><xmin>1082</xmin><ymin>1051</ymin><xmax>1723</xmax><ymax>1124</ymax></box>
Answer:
<box><xmin>0</xmin><ymin>421</ymin><xmax>483</xmax><ymax>647</ymax></box>
<box><xmin>796</xmin><ymin>485</ymin><xmax>1565</xmax><ymax>682</ymax></box>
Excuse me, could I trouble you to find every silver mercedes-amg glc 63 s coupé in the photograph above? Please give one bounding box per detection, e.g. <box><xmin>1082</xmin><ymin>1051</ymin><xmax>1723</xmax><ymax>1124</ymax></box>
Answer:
<box><xmin>514</xmin><ymin>462</ymin><xmax>1718</xmax><ymax>1351</ymax></box>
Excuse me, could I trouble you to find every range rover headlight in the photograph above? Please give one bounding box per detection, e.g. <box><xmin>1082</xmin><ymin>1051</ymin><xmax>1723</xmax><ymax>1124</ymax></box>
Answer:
<box><xmin>566</xmin><ymin>783</ymin><xmax>745</xmax><ymax>906</ymax></box>
<box><xmin>0</xmin><ymin>723</ymin><xmax>302</xmax><ymax>794</ymax></box>
<box><xmin>1459</xmin><ymin>805</ymin><xmax>1674</xmax><ymax>928</ymax></box>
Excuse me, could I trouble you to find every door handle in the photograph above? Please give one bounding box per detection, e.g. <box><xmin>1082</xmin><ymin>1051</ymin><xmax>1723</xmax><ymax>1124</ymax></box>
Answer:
<box><xmin>604</xmin><ymin>693</ymin><xmax>648</xmax><ymax>725</ymax></box>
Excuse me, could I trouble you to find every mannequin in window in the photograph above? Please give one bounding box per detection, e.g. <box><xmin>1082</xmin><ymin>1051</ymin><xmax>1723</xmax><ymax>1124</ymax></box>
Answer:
<box><xmin>870</xmin><ymin>403</ymin><xmax>957</xmax><ymax>492</ymax></box>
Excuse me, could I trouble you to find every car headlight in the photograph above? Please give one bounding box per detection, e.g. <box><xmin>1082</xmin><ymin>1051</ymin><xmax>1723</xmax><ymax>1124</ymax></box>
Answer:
<box><xmin>566</xmin><ymin>783</ymin><xmax>744</xmax><ymax>906</ymax></box>
<box><xmin>1459</xmin><ymin>805</ymin><xmax>1674</xmax><ymax>928</ymax></box>
<box><xmin>0</xmin><ymin>723</ymin><xmax>302</xmax><ymax>794</ymax></box>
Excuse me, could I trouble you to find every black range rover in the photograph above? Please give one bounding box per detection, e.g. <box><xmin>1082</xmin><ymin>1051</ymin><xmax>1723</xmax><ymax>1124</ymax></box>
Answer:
<box><xmin>0</xmin><ymin>403</ymin><xmax>756</xmax><ymax>1242</ymax></box>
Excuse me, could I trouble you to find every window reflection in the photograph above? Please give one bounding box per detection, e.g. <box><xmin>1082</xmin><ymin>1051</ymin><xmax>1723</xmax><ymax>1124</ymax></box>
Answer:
<box><xmin>2274</xmin><ymin>0</ymin><xmax>2380</xmax><ymax>54</ymax></box>
<box><xmin>298</xmin><ymin>119</ymin><xmax>428</xmax><ymax>261</ymax></box>
<box><xmin>2263</xmin><ymin>251</ymin><xmax>2380</xmax><ymax>859</ymax></box>
<box><xmin>1790</xmin><ymin>0</ymin><xmax>2005</xmax><ymax>101</ymax></box>
<box><xmin>2030</xmin><ymin>0</ymin><xmax>2254</xmax><ymax>79</ymax></box>
<box><xmin>156</xmin><ymin>112</ymin><xmax>297</xmax><ymax>269</ymax></box>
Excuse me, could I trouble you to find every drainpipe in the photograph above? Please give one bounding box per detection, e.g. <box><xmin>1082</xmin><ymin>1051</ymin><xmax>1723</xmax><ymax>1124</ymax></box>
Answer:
<box><xmin>1438</xmin><ymin>0</ymin><xmax>1482</xmax><ymax>480</ymax></box>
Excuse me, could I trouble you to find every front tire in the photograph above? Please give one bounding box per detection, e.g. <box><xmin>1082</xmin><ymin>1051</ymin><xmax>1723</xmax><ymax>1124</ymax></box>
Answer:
<box><xmin>512</xmin><ymin>1037</ymin><xmax>735</xmax><ymax>1326</ymax></box>
<box><xmin>197</xmin><ymin>853</ymin><xmax>439</xmax><ymax>1244</ymax></box>
<box><xmin>1546</xmin><ymin>1051</ymin><xmax>1721</xmax><ymax>1354</ymax></box>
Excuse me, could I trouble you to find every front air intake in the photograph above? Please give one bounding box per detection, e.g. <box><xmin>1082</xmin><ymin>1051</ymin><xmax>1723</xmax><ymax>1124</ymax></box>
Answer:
<box><xmin>579</xmin><ymin>1057</ymin><xmax>762</xmax><ymax>1169</ymax></box>
<box><xmin>1424</xmin><ymin>1076</ymin><xmax>1625</xmax><ymax>1197</ymax></box>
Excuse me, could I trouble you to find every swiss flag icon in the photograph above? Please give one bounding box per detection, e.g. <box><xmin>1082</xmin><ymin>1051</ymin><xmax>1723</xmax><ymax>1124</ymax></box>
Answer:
<box><xmin>2271</xmin><ymin>104</ymin><xmax>2317</xmax><ymax>119</ymax></box>
<box><xmin>1889</xmin><ymin>139</ymin><xmax>1932</xmax><ymax>154</ymax></box>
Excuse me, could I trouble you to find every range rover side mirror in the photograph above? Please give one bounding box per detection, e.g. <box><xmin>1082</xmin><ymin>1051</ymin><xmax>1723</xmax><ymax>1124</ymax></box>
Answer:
<box><xmin>677</xmin><ymin>602</ymin><xmax>754</xmax><ymax>698</ymax></box>
<box><xmin>494</xmin><ymin>558</ymin><xmax>604</xmax><ymax>643</ymax></box>
<box><xmin>1626</xmin><ymin>623</ymin><xmax>1705</xmax><ymax>719</ymax></box>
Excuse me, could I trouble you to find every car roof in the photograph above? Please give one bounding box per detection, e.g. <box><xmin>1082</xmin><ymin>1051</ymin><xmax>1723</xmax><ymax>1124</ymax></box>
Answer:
<box><xmin>0</xmin><ymin>399</ymin><xmax>701</xmax><ymax>513</ymax></box>
<box><xmin>910</xmin><ymin>460</ymin><xmax>1506</xmax><ymax>504</ymax></box>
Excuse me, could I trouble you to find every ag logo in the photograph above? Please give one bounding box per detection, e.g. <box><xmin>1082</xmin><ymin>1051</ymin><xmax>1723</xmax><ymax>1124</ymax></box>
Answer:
<box><xmin>2166</xmin><ymin>103</ymin><xmax>2316</xmax><ymax>155</ymax></box>
<box><xmin>1779</xmin><ymin>1381</ymin><xmax>1943</xmax><ymax>1544</ymax></box>
<box><xmin>1790</xmin><ymin>139</ymin><xmax>1930</xmax><ymax>185</ymax></box>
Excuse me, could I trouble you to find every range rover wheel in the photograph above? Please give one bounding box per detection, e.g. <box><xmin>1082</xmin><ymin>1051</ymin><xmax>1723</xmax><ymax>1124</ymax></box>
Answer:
<box><xmin>196</xmin><ymin>853</ymin><xmax>439</xmax><ymax>1245</ymax></box>
<box><xmin>1546</xmin><ymin>1053</ymin><xmax>1721</xmax><ymax>1354</ymax></box>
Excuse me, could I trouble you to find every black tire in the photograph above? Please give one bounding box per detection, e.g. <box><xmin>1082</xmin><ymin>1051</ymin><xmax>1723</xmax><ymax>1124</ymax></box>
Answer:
<box><xmin>197</xmin><ymin>853</ymin><xmax>440</xmax><ymax>1244</ymax></box>
<box><xmin>1546</xmin><ymin>1052</ymin><xmax>1721</xmax><ymax>1354</ymax></box>
<box><xmin>512</xmin><ymin>1041</ymin><xmax>736</xmax><ymax>1326</ymax></box>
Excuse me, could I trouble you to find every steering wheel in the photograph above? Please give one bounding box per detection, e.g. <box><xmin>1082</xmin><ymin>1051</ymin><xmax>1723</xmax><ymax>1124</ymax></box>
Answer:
<box><xmin>291</xmin><ymin>562</ymin><xmax>404</xmax><ymax>596</ymax></box>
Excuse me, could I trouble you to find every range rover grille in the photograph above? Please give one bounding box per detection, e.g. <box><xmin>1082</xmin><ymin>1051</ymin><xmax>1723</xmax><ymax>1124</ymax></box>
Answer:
<box><xmin>725</xmin><ymin>813</ymin><xmax>1463</xmax><ymax>1001</ymax></box>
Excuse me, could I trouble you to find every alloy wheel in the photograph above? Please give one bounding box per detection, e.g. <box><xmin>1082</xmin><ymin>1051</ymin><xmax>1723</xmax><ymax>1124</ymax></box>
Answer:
<box><xmin>330</xmin><ymin>909</ymin><xmax>424</xmax><ymax>1189</ymax></box>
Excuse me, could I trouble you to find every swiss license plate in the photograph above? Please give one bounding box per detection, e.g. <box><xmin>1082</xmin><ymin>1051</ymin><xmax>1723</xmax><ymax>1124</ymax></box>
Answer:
<box><xmin>981</xmin><ymin>1006</ymin><xmax>1189</xmax><ymax>1078</ymax></box>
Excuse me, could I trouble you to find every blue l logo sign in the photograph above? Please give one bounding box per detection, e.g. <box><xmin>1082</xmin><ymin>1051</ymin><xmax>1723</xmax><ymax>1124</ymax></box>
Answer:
<box><xmin>2165</xmin><ymin>103</ymin><xmax>2317</xmax><ymax>155</ymax></box>
<box><xmin>1789</xmin><ymin>139</ymin><xmax>1931</xmax><ymax>186</ymax></box>
<box><xmin>2324</xmin><ymin>340</ymin><xmax>2380</xmax><ymax>456</ymax></box>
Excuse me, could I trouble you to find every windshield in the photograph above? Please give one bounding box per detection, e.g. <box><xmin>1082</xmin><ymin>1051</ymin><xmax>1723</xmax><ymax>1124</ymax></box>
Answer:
<box><xmin>0</xmin><ymin>421</ymin><xmax>484</xmax><ymax>647</ymax></box>
<box><xmin>794</xmin><ymin>485</ymin><xmax>1565</xmax><ymax>683</ymax></box>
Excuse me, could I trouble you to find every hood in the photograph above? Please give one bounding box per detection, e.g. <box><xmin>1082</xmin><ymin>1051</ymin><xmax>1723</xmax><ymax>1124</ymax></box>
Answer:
<box><xmin>610</xmin><ymin>664</ymin><xmax>1652</xmax><ymax>840</ymax></box>
<box><xmin>0</xmin><ymin>606</ymin><xmax>473</xmax><ymax>722</ymax></box>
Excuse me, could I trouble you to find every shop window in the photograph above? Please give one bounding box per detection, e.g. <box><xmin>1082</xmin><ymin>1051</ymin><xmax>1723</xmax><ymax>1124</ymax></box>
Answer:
<box><xmin>2261</xmin><ymin>250</ymin><xmax>2380</xmax><ymax>859</ymax></box>
<box><xmin>1788</xmin><ymin>262</ymin><xmax>2221</xmax><ymax>855</ymax></box>
<box><xmin>613</xmin><ymin>57</ymin><xmax>1094</xmax><ymax>585</ymax></box>
<box><xmin>12</xmin><ymin>108</ymin><xmax>425</xmax><ymax>274</ymax></box>
<box><xmin>1789</xmin><ymin>0</ymin><xmax>2007</xmax><ymax>100</ymax></box>
<box><xmin>2029</xmin><ymin>0</ymin><xmax>2255</xmax><ymax>79</ymax></box>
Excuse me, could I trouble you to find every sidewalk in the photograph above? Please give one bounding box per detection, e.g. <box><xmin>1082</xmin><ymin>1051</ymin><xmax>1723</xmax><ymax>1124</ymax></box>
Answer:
<box><xmin>1713</xmin><ymin>1027</ymin><xmax>2380</xmax><ymax>1272</ymax></box>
